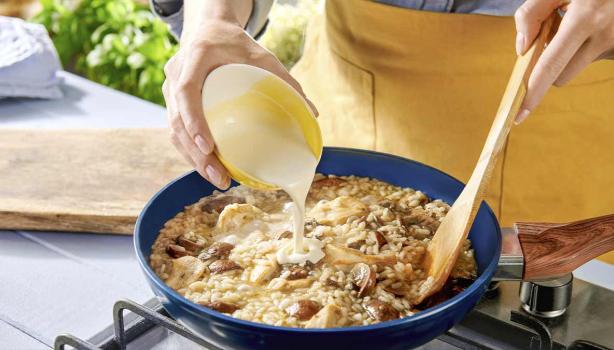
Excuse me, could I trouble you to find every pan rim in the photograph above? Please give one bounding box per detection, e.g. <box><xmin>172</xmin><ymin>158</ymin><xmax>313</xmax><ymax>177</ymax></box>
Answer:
<box><xmin>134</xmin><ymin>146</ymin><xmax>502</xmax><ymax>334</ymax></box>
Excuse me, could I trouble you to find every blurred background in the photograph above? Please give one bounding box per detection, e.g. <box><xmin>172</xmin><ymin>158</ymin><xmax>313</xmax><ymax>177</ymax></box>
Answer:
<box><xmin>0</xmin><ymin>0</ymin><xmax>320</xmax><ymax>105</ymax></box>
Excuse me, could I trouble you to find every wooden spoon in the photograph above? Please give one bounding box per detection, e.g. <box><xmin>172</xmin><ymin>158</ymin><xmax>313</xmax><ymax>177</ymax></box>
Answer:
<box><xmin>416</xmin><ymin>14</ymin><xmax>561</xmax><ymax>303</ymax></box>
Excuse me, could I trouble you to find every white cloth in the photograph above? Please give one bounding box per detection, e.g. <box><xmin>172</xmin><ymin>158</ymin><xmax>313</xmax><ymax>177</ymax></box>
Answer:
<box><xmin>0</xmin><ymin>16</ymin><xmax>63</xmax><ymax>99</ymax></box>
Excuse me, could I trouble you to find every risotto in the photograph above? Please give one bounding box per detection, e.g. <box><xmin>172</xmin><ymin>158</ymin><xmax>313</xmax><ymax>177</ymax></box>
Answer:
<box><xmin>149</xmin><ymin>174</ymin><xmax>477</xmax><ymax>328</ymax></box>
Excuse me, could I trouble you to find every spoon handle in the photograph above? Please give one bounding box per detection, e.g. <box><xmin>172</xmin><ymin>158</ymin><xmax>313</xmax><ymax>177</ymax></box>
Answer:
<box><xmin>421</xmin><ymin>14</ymin><xmax>561</xmax><ymax>301</ymax></box>
<box><xmin>515</xmin><ymin>214</ymin><xmax>614</xmax><ymax>280</ymax></box>
<box><xmin>461</xmin><ymin>13</ymin><xmax>560</xmax><ymax>208</ymax></box>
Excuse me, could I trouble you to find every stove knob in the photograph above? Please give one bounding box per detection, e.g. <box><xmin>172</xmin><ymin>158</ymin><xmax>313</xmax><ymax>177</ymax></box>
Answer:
<box><xmin>519</xmin><ymin>274</ymin><xmax>573</xmax><ymax>318</ymax></box>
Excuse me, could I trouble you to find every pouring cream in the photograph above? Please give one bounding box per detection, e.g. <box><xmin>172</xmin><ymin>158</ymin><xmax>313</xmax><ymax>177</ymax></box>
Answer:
<box><xmin>206</xmin><ymin>76</ymin><xmax>324</xmax><ymax>265</ymax></box>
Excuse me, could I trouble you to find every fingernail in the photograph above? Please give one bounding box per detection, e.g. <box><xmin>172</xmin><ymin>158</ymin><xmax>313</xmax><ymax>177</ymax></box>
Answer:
<box><xmin>306</xmin><ymin>99</ymin><xmax>319</xmax><ymax>118</ymax></box>
<box><xmin>195</xmin><ymin>135</ymin><xmax>213</xmax><ymax>154</ymax></box>
<box><xmin>515</xmin><ymin>32</ymin><xmax>525</xmax><ymax>56</ymax></box>
<box><xmin>221</xmin><ymin>175</ymin><xmax>231</xmax><ymax>189</ymax></box>
<box><xmin>515</xmin><ymin>109</ymin><xmax>530</xmax><ymax>125</ymax></box>
<box><xmin>205</xmin><ymin>165</ymin><xmax>223</xmax><ymax>187</ymax></box>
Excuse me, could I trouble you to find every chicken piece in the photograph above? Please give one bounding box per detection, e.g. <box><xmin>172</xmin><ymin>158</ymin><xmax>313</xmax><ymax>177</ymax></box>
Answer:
<box><xmin>308</xmin><ymin>196</ymin><xmax>367</xmax><ymax>226</ymax></box>
<box><xmin>305</xmin><ymin>304</ymin><xmax>343</xmax><ymax>328</ymax></box>
<box><xmin>216</xmin><ymin>204</ymin><xmax>264</xmax><ymax>232</ymax></box>
<box><xmin>322</xmin><ymin>244</ymin><xmax>397</xmax><ymax>267</ymax></box>
<box><xmin>250</xmin><ymin>254</ymin><xmax>279</xmax><ymax>284</ymax></box>
<box><xmin>166</xmin><ymin>256</ymin><xmax>206</xmax><ymax>290</ymax></box>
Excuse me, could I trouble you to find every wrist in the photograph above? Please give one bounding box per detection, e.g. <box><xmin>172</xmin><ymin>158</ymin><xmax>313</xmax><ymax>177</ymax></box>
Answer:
<box><xmin>182</xmin><ymin>0</ymin><xmax>252</xmax><ymax>45</ymax></box>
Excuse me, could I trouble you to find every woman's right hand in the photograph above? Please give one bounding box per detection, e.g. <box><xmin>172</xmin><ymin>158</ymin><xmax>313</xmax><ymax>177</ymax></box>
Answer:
<box><xmin>162</xmin><ymin>1</ymin><xmax>314</xmax><ymax>189</ymax></box>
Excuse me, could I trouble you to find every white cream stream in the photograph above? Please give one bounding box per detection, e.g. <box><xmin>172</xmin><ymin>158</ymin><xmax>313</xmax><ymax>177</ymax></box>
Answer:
<box><xmin>206</xmin><ymin>81</ymin><xmax>324</xmax><ymax>265</ymax></box>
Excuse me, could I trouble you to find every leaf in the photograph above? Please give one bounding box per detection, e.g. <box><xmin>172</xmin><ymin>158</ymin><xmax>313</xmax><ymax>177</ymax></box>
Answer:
<box><xmin>127</xmin><ymin>52</ymin><xmax>145</xmax><ymax>69</ymax></box>
<box><xmin>31</xmin><ymin>0</ymin><xmax>179</xmax><ymax>106</ymax></box>
<box><xmin>86</xmin><ymin>47</ymin><xmax>104</xmax><ymax>67</ymax></box>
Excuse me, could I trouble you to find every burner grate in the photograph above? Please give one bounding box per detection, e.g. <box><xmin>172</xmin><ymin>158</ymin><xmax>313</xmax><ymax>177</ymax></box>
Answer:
<box><xmin>53</xmin><ymin>297</ymin><xmax>590</xmax><ymax>350</ymax></box>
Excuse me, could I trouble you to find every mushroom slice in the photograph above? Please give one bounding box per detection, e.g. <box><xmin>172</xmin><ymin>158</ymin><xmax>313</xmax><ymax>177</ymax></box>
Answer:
<box><xmin>166</xmin><ymin>256</ymin><xmax>206</xmax><ymax>290</ymax></box>
<box><xmin>383</xmin><ymin>283</ymin><xmax>411</xmax><ymax>297</ymax></box>
<box><xmin>250</xmin><ymin>255</ymin><xmax>279</xmax><ymax>284</ymax></box>
<box><xmin>176</xmin><ymin>235</ymin><xmax>205</xmax><ymax>252</ymax></box>
<box><xmin>286</xmin><ymin>300</ymin><xmax>321</xmax><ymax>321</ymax></box>
<box><xmin>308</xmin><ymin>196</ymin><xmax>367</xmax><ymax>226</ymax></box>
<box><xmin>275</xmin><ymin>230</ymin><xmax>292</xmax><ymax>240</ymax></box>
<box><xmin>401</xmin><ymin>207</ymin><xmax>440</xmax><ymax>232</ymax></box>
<box><xmin>324</xmin><ymin>278</ymin><xmax>340</xmax><ymax>288</ymax></box>
<box><xmin>201</xmin><ymin>195</ymin><xmax>245</xmax><ymax>213</ymax></box>
<box><xmin>199</xmin><ymin>242</ymin><xmax>234</xmax><ymax>260</ymax></box>
<box><xmin>197</xmin><ymin>300</ymin><xmax>239</xmax><ymax>314</ymax></box>
<box><xmin>285</xmin><ymin>265</ymin><xmax>310</xmax><ymax>280</ymax></box>
<box><xmin>209</xmin><ymin>259</ymin><xmax>242</xmax><ymax>274</ymax></box>
<box><xmin>312</xmin><ymin>177</ymin><xmax>347</xmax><ymax>189</ymax></box>
<box><xmin>166</xmin><ymin>244</ymin><xmax>191</xmax><ymax>258</ymax></box>
<box><xmin>322</xmin><ymin>244</ymin><xmax>397</xmax><ymax>267</ymax></box>
<box><xmin>216</xmin><ymin>204</ymin><xmax>264</xmax><ymax>232</ymax></box>
<box><xmin>374</xmin><ymin>231</ymin><xmax>388</xmax><ymax>248</ymax></box>
<box><xmin>350</xmin><ymin>263</ymin><xmax>376</xmax><ymax>298</ymax></box>
<box><xmin>305</xmin><ymin>304</ymin><xmax>343</xmax><ymax>328</ymax></box>
<box><xmin>346</xmin><ymin>239</ymin><xmax>366</xmax><ymax>250</ymax></box>
<box><xmin>364</xmin><ymin>300</ymin><xmax>400</xmax><ymax>322</ymax></box>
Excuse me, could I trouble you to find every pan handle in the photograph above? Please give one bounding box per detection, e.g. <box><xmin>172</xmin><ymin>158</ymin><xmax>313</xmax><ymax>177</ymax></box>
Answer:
<box><xmin>515</xmin><ymin>214</ymin><xmax>614</xmax><ymax>281</ymax></box>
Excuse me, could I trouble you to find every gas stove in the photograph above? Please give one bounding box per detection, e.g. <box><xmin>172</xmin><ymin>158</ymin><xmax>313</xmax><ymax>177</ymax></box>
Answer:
<box><xmin>54</xmin><ymin>277</ymin><xmax>613</xmax><ymax>350</ymax></box>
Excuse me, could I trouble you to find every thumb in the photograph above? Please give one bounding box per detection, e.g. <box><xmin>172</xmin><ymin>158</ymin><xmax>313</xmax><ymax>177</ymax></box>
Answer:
<box><xmin>514</xmin><ymin>0</ymin><xmax>562</xmax><ymax>55</ymax></box>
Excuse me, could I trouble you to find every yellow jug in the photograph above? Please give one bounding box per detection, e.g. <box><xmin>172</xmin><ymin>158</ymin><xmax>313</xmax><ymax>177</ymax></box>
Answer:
<box><xmin>202</xmin><ymin>64</ymin><xmax>323</xmax><ymax>190</ymax></box>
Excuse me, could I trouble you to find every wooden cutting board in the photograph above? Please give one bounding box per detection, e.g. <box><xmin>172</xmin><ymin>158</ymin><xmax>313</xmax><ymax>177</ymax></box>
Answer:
<box><xmin>0</xmin><ymin>129</ymin><xmax>191</xmax><ymax>234</ymax></box>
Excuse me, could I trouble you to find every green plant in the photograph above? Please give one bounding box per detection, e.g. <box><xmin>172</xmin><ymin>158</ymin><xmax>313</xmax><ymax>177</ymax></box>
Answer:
<box><xmin>34</xmin><ymin>0</ymin><xmax>177</xmax><ymax>105</ymax></box>
<box><xmin>33</xmin><ymin>0</ymin><xmax>319</xmax><ymax>106</ymax></box>
<box><xmin>259</xmin><ymin>0</ymin><xmax>321</xmax><ymax>69</ymax></box>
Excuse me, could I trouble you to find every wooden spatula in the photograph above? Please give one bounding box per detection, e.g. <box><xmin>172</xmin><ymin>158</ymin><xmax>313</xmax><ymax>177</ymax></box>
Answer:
<box><xmin>416</xmin><ymin>14</ymin><xmax>561</xmax><ymax>303</ymax></box>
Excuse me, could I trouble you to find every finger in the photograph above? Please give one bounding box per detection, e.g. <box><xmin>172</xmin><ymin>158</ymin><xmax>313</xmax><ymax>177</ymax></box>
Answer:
<box><xmin>203</xmin><ymin>153</ymin><xmax>231</xmax><ymax>190</ymax></box>
<box><xmin>514</xmin><ymin>0</ymin><xmax>564</xmax><ymax>55</ymax></box>
<box><xmin>174</xmin><ymin>46</ymin><xmax>221</xmax><ymax>156</ymax></box>
<box><xmin>164</xmin><ymin>81</ymin><xmax>195</xmax><ymax>166</ymax></box>
<box><xmin>169</xmin><ymin>129</ymin><xmax>195</xmax><ymax>167</ymax></box>
<box><xmin>305</xmin><ymin>98</ymin><xmax>319</xmax><ymax>118</ymax></box>
<box><xmin>167</xmin><ymin>82</ymin><xmax>230</xmax><ymax>189</ymax></box>
<box><xmin>555</xmin><ymin>37</ymin><xmax>603</xmax><ymax>86</ymax></box>
<box><xmin>173</xmin><ymin>114</ymin><xmax>230</xmax><ymax>189</ymax></box>
<box><xmin>517</xmin><ymin>10</ymin><xmax>592</xmax><ymax>122</ymax></box>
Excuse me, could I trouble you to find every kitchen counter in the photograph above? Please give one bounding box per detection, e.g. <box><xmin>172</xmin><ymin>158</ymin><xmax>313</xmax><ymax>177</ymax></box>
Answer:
<box><xmin>1</xmin><ymin>72</ymin><xmax>613</xmax><ymax>350</ymax></box>
<box><xmin>0</xmin><ymin>72</ymin><xmax>162</xmax><ymax>349</ymax></box>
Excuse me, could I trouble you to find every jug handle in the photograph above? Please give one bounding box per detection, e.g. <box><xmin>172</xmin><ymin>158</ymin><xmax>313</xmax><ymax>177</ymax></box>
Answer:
<box><xmin>515</xmin><ymin>214</ymin><xmax>614</xmax><ymax>280</ymax></box>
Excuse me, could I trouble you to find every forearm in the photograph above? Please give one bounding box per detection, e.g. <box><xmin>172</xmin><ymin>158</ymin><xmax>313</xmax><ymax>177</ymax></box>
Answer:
<box><xmin>182</xmin><ymin>0</ymin><xmax>253</xmax><ymax>45</ymax></box>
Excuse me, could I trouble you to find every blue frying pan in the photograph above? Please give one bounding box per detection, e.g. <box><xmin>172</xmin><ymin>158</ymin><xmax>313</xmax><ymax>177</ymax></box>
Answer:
<box><xmin>134</xmin><ymin>147</ymin><xmax>501</xmax><ymax>350</ymax></box>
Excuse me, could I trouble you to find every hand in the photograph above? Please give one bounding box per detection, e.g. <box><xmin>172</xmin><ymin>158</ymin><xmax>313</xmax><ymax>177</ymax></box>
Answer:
<box><xmin>162</xmin><ymin>1</ymin><xmax>314</xmax><ymax>188</ymax></box>
<box><xmin>514</xmin><ymin>0</ymin><xmax>614</xmax><ymax>124</ymax></box>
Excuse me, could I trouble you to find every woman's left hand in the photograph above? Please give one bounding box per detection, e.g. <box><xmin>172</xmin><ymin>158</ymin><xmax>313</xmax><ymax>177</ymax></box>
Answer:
<box><xmin>514</xmin><ymin>0</ymin><xmax>614</xmax><ymax>124</ymax></box>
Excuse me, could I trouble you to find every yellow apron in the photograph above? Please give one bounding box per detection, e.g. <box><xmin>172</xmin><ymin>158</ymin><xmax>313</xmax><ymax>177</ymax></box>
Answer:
<box><xmin>292</xmin><ymin>0</ymin><xmax>614</xmax><ymax>263</ymax></box>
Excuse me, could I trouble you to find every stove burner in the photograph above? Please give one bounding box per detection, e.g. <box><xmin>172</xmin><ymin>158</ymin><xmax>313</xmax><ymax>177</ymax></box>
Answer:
<box><xmin>520</xmin><ymin>274</ymin><xmax>573</xmax><ymax>318</ymax></box>
<box><xmin>52</xmin><ymin>278</ymin><xmax>614</xmax><ymax>350</ymax></box>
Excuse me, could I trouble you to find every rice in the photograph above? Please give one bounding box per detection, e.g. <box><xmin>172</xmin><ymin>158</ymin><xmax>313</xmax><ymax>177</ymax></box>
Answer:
<box><xmin>149</xmin><ymin>174</ymin><xmax>477</xmax><ymax>328</ymax></box>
